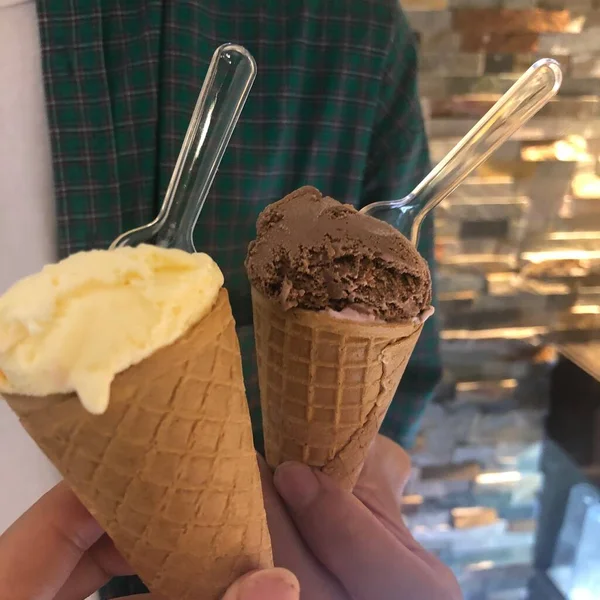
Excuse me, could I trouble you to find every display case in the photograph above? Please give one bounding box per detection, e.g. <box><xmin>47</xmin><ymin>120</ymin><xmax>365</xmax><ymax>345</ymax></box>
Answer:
<box><xmin>549</xmin><ymin>484</ymin><xmax>600</xmax><ymax>600</ymax></box>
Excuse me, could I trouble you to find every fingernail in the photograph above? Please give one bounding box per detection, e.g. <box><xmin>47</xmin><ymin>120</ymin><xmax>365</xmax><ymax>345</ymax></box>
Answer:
<box><xmin>274</xmin><ymin>462</ymin><xmax>320</xmax><ymax>510</ymax></box>
<box><xmin>226</xmin><ymin>568</ymin><xmax>300</xmax><ymax>600</ymax></box>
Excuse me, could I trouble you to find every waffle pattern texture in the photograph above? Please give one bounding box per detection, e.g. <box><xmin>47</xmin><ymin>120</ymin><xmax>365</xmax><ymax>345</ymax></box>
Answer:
<box><xmin>5</xmin><ymin>289</ymin><xmax>273</xmax><ymax>600</ymax></box>
<box><xmin>252</xmin><ymin>288</ymin><xmax>423</xmax><ymax>490</ymax></box>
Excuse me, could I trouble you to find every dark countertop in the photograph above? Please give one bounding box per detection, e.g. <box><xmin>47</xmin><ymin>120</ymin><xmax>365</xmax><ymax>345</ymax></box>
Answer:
<box><xmin>558</xmin><ymin>341</ymin><xmax>600</xmax><ymax>383</ymax></box>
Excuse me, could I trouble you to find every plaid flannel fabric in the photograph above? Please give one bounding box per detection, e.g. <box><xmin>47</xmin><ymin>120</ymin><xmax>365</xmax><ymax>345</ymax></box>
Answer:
<box><xmin>36</xmin><ymin>1</ymin><xmax>441</xmax><ymax>597</ymax></box>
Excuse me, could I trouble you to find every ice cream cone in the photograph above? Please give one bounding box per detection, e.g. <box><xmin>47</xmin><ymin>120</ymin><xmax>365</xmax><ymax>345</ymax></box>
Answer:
<box><xmin>4</xmin><ymin>289</ymin><xmax>272</xmax><ymax>600</ymax></box>
<box><xmin>252</xmin><ymin>287</ymin><xmax>423</xmax><ymax>491</ymax></box>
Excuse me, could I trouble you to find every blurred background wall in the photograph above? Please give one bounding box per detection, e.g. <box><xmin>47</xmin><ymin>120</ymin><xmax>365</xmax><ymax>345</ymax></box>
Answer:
<box><xmin>397</xmin><ymin>3</ymin><xmax>600</xmax><ymax>598</ymax></box>
<box><xmin>403</xmin><ymin>0</ymin><xmax>600</xmax><ymax>349</ymax></box>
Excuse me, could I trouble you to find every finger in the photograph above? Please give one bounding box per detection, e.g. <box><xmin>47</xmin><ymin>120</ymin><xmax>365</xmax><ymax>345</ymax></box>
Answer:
<box><xmin>0</xmin><ymin>482</ymin><xmax>104</xmax><ymax>600</ymax></box>
<box><xmin>275</xmin><ymin>463</ymin><xmax>460</xmax><ymax>600</ymax></box>
<box><xmin>359</xmin><ymin>434</ymin><xmax>412</xmax><ymax>498</ymax></box>
<box><xmin>354</xmin><ymin>436</ymin><xmax>409</xmax><ymax>537</ymax></box>
<box><xmin>354</xmin><ymin>434</ymin><xmax>411</xmax><ymax>533</ymax></box>
<box><xmin>354</xmin><ymin>436</ymin><xmax>454</xmax><ymax>577</ymax></box>
<box><xmin>258</xmin><ymin>456</ymin><xmax>347</xmax><ymax>599</ymax></box>
<box><xmin>221</xmin><ymin>568</ymin><xmax>299</xmax><ymax>600</ymax></box>
<box><xmin>55</xmin><ymin>534</ymin><xmax>133</xmax><ymax>600</ymax></box>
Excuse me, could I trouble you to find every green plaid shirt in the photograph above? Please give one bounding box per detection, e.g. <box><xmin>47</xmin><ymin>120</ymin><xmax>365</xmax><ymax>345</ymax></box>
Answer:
<box><xmin>37</xmin><ymin>0</ymin><xmax>441</xmax><ymax>595</ymax></box>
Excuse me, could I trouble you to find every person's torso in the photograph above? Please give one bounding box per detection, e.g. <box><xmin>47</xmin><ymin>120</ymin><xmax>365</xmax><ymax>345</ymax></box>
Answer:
<box><xmin>38</xmin><ymin>0</ymin><xmax>399</xmax><ymax>305</ymax></box>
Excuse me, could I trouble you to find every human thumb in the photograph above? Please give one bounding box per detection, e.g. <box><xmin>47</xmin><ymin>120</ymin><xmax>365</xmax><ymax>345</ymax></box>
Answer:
<box><xmin>221</xmin><ymin>568</ymin><xmax>300</xmax><ymax>600</ymax></box>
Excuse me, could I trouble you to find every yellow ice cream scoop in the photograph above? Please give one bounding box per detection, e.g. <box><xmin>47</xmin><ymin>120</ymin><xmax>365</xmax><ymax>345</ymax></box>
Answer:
<box><xmin>0</xmin><ymin>44</ymin><xmax>257</xmax><ymax>415</ymax></box>
<box><xmin>0</xmin><ymin>245</ymin><xmax>223</xmax><ymax>414</ymax></box>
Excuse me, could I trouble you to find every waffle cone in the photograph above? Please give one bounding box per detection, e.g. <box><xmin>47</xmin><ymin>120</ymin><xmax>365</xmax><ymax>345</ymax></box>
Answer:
<box><xmin>4</xmin><ymin>289</ymin><xmax>272</xmax><ymax>600</ymax></box>
<box><xmin>252</xmin><ymin>287</ymin><xmax>423</xmax><ymax>491</ymax></box>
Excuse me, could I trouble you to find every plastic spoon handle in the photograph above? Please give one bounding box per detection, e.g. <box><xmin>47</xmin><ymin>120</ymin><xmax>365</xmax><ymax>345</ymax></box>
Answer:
<box><xmin>111</xmin><ymin>44</ymin><xmax>257</xmax><ymax>251</ymax></box>
<box><xmin>361</xmin><ymin>58</ymin><xmax>562</xmax><ymax>246</ymax></box>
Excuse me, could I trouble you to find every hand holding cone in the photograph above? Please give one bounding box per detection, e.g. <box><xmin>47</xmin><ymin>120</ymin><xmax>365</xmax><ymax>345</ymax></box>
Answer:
<box><xmin>3</xmin><ymin>288</ymin><xmax>272</xmax><ymax>600</ymax></box>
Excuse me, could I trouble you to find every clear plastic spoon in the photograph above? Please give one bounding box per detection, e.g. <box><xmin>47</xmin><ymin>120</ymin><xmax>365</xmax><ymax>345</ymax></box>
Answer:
<box><xmin>110</xmin><ymin>43</ymin><xmax>257</xmax><ymax>252</ymax></box>
<box><xmin>360</xmin><ymin>58</ymin><xmax>563</xmax><ymax>246</ymax></box>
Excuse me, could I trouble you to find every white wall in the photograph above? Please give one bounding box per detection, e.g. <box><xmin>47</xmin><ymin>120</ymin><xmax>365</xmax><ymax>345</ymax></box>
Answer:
<box><xmin>0</xmin><ymin>402</ymin><xmax>98</xmax><ymax>599</ymax></box>
<box><xmin>0</xmin><ymin>401</ymin><xmax>59</xmax><ymax>533</ymax></box>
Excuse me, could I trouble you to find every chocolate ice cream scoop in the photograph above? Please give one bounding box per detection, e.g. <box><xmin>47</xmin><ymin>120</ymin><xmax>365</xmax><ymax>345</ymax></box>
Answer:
<box><xmin>245</xmin><ymin>186</ymin><xmax>432</xmax><ymax>322</ymax></box>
